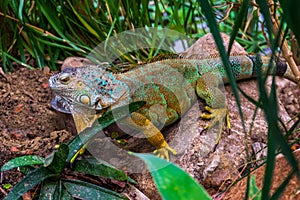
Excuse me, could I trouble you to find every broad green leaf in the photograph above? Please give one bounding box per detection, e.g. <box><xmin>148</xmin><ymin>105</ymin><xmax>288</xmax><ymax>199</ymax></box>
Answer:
<box><xmin>67</xmin><ymin>101</ymin><xmax>145</xmax><ymax>162</ymax></box>
<box><xmin>60</xmin><ymin>188</ymin><xmax>74</xmax><ymax>200</ymax></box>
<box><xmin>1</xmin><ymin>155</ymin><xmax>44</xmax><ymax>171</ymax></box>
<box><xmin>18</xmin><ymin>165</ymin><xmax>36</xmax><ymax>175</ymax></box>
<box><xmin>62</xmin><ymin>179</ymin><xmax>128</xmax><ymax>200</ymax></box>
<box><xmin>44</xmin><ymin>143</ymin><xmax>69</xmax><ymax>174</ymax></box>
<box><xmin>4</xmin><ymin>167</ymin><xmax>58</xmax><ymax>200</ymax></box>
<box><xmin>39</xmin><ymin>180</ymin><xmax>59</xmax><ymax>200</ymax></box>
<box><xmin>73</xmin><ymin>157</ymin><xmax>128</xmax><ymax>181</ymax></box>
<box><xmin>39</xmin><ymin>179</ymin><xmax>74</xmax><ymax>200</ymax></box>
<box><xmin>248</xmin><ymin>175</ymin><xmax>261</xmax><ymax>200</ymax></box>
<box><xmin>132</xmin><ymin>153</ymin><xmax>211</xmax><ymax>200</ymax></box>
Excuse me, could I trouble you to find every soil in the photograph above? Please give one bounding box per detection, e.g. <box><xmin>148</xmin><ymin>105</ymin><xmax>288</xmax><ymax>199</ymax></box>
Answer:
<box><xmin>0</xmin><ymin>65</ymin><xmax>299</xmax><ymax>199</ymax></box>
<box><xmin>0</xmin><ymin>66</ymin><xmax>76</xmax><ymax>199</ymax></box>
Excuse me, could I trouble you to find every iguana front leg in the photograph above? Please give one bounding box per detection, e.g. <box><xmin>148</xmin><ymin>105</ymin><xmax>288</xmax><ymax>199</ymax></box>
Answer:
<box><xmin>124</xmin><ymin>112</ymin><xmax>177</xmax><ymax>160</ymax></box>
<box><xmin>196</xmin><ymin>72</ymin><xmax>230</xmax><ymax>146</ymax></box>
<box><xmin>201</xmin><ymin>106</ymin><xmax>230</xmax><ymax>145</ymax></box>
<box><xmin>70</xmin><ymin>108</ymin><xmax>100</xmax><ymax>163</ymax></box>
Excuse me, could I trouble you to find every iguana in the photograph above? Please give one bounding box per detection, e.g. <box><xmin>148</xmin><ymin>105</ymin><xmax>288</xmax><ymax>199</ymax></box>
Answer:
<box><xmin>49</xmin><ymin>55</ymin><xmax>296</xmax><ymax>160</ymax></box>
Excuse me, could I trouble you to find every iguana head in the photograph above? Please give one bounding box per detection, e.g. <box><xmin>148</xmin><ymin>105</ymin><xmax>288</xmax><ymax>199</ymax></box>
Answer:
<box><xmin>49</xmin><ymin>65</ymin><xmax>128</xmax><ymax>113</ymax></box>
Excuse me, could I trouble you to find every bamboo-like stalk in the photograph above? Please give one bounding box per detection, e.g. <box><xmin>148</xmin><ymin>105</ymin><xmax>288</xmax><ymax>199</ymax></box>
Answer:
<box><xmin>269</xmin><ymin>1</ymin><xmax>300</xmax><ymax>87</ymax></box>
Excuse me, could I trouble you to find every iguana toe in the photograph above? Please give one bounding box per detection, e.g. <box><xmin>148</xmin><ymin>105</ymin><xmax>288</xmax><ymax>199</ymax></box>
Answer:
<box><xmin>201</xmin><ymin>106</ymin><xmax>230</xmax><ymax>146</ymax></box>
<box><xmin>70</xmin><ymin>145</ymin><xmax>87</xmax><ymax>163</ymax></box>
<box><xmin>153</xmin><ymin>143</ymin><xmax>177</xmax><ymax>161</ymax></box>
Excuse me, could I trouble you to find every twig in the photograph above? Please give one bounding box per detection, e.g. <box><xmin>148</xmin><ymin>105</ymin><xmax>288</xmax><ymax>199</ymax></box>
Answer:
<box><xmin>0</xmin><ymin>12</ymin><xmax>56</xmax><ymax>37</ymax></box>
<box><xmin>0</xmin><ymin>68</ymin><xmax>12</xmax><ymax>98</ymax></box>
<box><xmin>220</xmin><ymin>2</ymin><xmax>234</xmax><ymax>22</ymax></box>
<box><xmin>0</xmin><ymin>68</ymin><xmax>8</xmax><ymax>81</ymax></box>
<box><xmin>120</xmin><ymin>0</ymin><xmax>133</xmax><ymax>30</ymax></box>
<box><xmin>269</xmin><ymin>2</ymin><xmax>300</xmax><ymax>87</ymax></box>
<box><xmin>0</xmin><ymin>186</ymin><xmax>8</xmax><ymax>196</ymax></box>
<box><xmin>7</xmin><ymin>1</ymin><xmax>35</xmax><ymax>53</ymax></box>
<box><xmin>23</xmin><ymin>90</ymin><xmax>35</xmax><ymax>101</ymax></box>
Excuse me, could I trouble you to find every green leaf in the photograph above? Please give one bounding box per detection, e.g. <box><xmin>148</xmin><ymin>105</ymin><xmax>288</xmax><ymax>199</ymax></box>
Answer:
<box><xmin>1</xmin><ymin>155</ymin><xmax>44</xmax><ymax>171</ymax></box>
<box><xmin>4</xmin><ymin>167</ymin><xmax>58</xmax><ymax>200</ymax></box>
<box><xmin>271</xmin><ymin>170</ymin><xmax>295</xmax><ymax>199</ymax></box>
<box><xmin>60</xmin><ymin>187</ymin><xmax>74</xmax><ymax>200</ymax></box>
<box><xmin>73</xmin><ymin>157</ymin><xmax>128</xmax><ymax>181</ymax></box>
<box><xmin>132</xmin><ymin>153</ymin><xmax>211</xmax><ymax>200</ymax></box>
<box><xmin>198</xmin><ymin>0</ymin><xmax>245</xmax><ymax>133</ymax></box>
<box><xmin>256</xmin><ymin>0</ymin><xmax>274</xmax><ymax>43</ymax></box>
<box><xmin>36</xmin><ymin>1</ymin><xmax>81</xmax><ymax>52</ymax></box>
<box><xmin>18</xmin><ymin>165</ymin><xmax>36</xmax><ymax>175</ymax></box>
<box><xmin>3</xmin><ymin>183</ymin><xmax>12</xmax><ymax>189</ymax></box>
<box><xmin>39</xmin><ymin>179</ymin><xmax>74</xmax><ymax>200</ymax></box>
<box><xmin>67</xmin><ymin>0</ymin><xmax>100</xmax><ymax>39</ymax></box>
<box><xmin>228</xmin><ymin>0</ymin><xmax>250</xmax><ymax>54</ymax></box>
<box><xmin>2</xmin><ymin>52</ymin><xmax>34</xmax><ymax>69</ymax></box>
<box><xmin>278</xmin><ymin>0</ymin><xmax>300</xmax><ymax>47</ymax></box>
<box><xmin>248</xmin><ymin>175</ymin><xmax>261</xmax><ymax>200</ymax></box>
<box><xmin>44</xmin><ymin>143</ymin><xmax>69</xmax><ymax>174</ymax></box>
<box><xmin>39</xmin><ymin>180</ymin><xmax>59</xmax><ymax>200</ymax></box>
<box><xmin>18</xmin><ymin>0</ymin><xmax>24</xmax><ymax>22</ymax></box>
<box><xmin>67</xmin><ymin>101</ymin><xmax>146</xmax><ymax>162</ymax></box>
<box><xmin>62</xmin><ymin>179</ymin><xmax>128</xmax><ymax>200</ymax></box>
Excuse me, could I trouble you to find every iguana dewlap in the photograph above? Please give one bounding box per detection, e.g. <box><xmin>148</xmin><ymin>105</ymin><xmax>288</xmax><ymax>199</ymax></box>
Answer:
<box><xmin>49</xmin><ymin>55</ymin><xmax>294</xmax><ymax>160</ymax></box>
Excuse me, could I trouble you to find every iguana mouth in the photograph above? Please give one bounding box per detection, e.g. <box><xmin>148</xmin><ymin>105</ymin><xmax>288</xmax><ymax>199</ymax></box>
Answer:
<box><xmin>50</xmin><ymin>95</ymin><xmax>72</xmax><ymax>114</ymax></box>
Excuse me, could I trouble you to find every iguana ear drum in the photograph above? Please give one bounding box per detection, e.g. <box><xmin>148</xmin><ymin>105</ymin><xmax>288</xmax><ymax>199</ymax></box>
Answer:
<box><xmin>79</xmin><ymin>95</ymin><xmax>91</xmax><ymax>105</ymax></box>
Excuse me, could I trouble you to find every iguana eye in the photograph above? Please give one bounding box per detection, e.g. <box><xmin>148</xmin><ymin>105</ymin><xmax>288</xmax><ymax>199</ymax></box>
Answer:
<box><xmin>59</xmin><ymin>74</ymin><xmax>70</xmax><ymax>84</ymax></box>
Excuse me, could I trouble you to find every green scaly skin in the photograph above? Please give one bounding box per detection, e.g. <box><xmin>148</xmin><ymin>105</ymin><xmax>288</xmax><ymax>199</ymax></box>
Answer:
<box><xmin>49</xmin><ymin>55</ymin><xmax>295</xmax><ymax>160</ymax></box>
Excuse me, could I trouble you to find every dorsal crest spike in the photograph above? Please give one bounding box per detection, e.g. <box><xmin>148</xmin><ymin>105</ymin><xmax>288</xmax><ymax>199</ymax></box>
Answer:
<box><xmin>178</xmin><ymin>53</ymin><xmax>248</xmax><ymax>60</ymax></box>
<box><xmin>95</xmin><ymin>62</ymin><xmax>111</xmax><ymax>69</ymax></box>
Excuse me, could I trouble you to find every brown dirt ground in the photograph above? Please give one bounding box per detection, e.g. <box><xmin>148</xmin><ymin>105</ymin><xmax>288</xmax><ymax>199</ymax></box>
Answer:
<box><xmin>0</xmin><ymin>67</ymin><xmax>77</xmax><ymax>199</ymax></box>
<box><xmin>0</xmin><ymin>66</ymin><xmax>299</xmax><ymax>199</ymax></box>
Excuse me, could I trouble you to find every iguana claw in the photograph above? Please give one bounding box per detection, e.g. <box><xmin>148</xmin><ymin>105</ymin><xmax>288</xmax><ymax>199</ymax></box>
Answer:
<box><xmin>55</xmin><ymin>144</ymin><xmax>86</xmax><ymax>163</ymax></box>
<box><xmin>70</xmin><ymin>145</ymin><xmax>87</xmax><ymax>163</ymax></box>
<box><xmin>153</xmin><ymin>142</ymin><xmax>177</xmax><ymax>161</ymax></box>
<box><xmin>201</xmin><ymin>106</ymin><xmax>230</xmax><ymax>146</ymax></box>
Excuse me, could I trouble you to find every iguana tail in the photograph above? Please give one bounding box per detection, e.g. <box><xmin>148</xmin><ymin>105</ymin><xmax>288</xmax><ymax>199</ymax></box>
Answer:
<box><xmin>250</xmin><ymin>56</ymin><xmax>297</xmax><ymax>83</ymax></box>
<box><xmin>275</xmin><ymin>60</ymin><xmax>297</xmax><ymax>83</ymax></box>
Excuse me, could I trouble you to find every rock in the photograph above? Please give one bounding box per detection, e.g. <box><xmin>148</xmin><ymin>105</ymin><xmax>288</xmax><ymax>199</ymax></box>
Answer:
<box><xmin>131</xmin><ymin>33</ymin><xmax>295</xmax><ymax>198</ymax></box>
<box><xmin>179</xmin><ymin>32</ymin><xmax>247</xmax><ymax>58</ymax></box>
<box><xmin>61</xmin><ymin>57</ymin><xmax>95</xmax><ymax>70</ymax></box>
